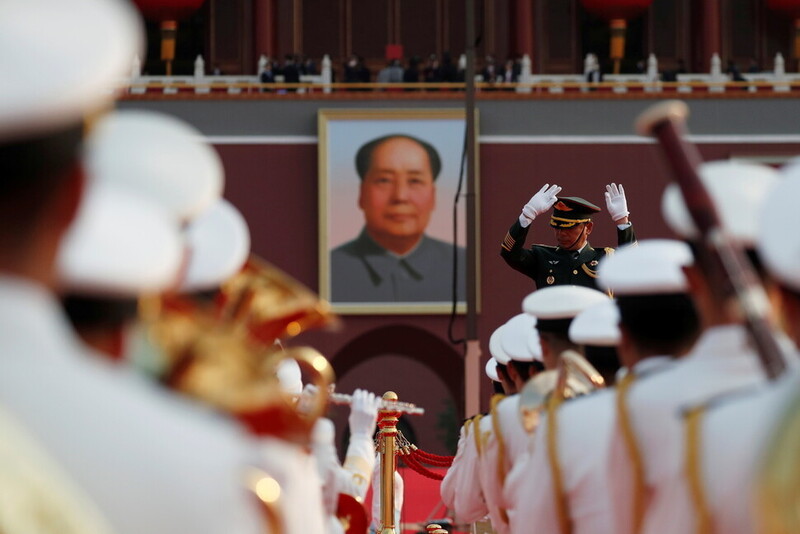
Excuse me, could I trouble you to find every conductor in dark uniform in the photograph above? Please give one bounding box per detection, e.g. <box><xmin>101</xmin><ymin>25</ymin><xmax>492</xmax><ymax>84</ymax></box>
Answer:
<box><xmin>500</xmin><ymin>183</ymin><xmax>636</xmax><ymax>289</ymax></box>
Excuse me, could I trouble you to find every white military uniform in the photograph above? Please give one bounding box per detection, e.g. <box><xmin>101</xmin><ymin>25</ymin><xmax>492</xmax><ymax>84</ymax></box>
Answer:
<box><xmin>664</xmin><ymin>160</ymin><xmax>800</xmax><ymax>534</ymax></box>
<box><xmin>695</xmin><ymin>373</ymin><xmax>796</xmax><ymax>534</ymax></box>
<box><xmin>477</xmin><ymin>313</ymin><xmax>543</xmax><ymax>534</ymax></box>
<box><xmin>311</xmin><ymin>389</ymin><xmax>379</xmax><ymax>534</ymax></box>
<box><xmin>610</xmin><ymin>324</ymin><xmax>767</xmax><ymax>534</ymax></box>
<box><xmin>506</xmin><ymin>298</ymin><xmax>622</xmax><ymax>534</ymax></box>
<box><xmin>609</xmin><ymin>162</ymin><xmax>780</xmax><ymax>534</ymax></box>
<box><xmin>0</xmin><ymin>405</ymin><xmax>114</xmax><ymax>534</ymax></box>
<box><xmin>0</xmin><ymin>277</ymin><xmax>272</xmax><ymax>534</ymax></box>
<box><xmin>508</xmin><ymin>389</ymin><xmax>616</xmax><ymax>534</ymax></box>
<box><xmin>441</xmin><ymin>412</ymin><xmax>490</xmax><ymax>525</ymax></box>
<box><xmin>441</xmin><ymin>326</ymin><xmax>513</xmax><ymax>525</ymax></box>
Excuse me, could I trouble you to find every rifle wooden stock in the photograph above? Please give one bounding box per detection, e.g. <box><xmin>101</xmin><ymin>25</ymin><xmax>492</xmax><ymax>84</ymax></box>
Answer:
<box><xmin>636</xmin><ymin>101</ymin><xmax>787</xmax><ymax>380</ymax></box>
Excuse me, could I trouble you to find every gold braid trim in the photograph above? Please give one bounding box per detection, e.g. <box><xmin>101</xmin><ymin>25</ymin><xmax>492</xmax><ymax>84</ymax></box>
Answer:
<box><xmin>616</xmin><ymin>372</ymin><xmax>647</xmax><ymax>534</ymax></box>
<box><xmin>463</xmin><ymin>418</ymin><xmax>473</xmax><ymax>438</ymax></box>
<box><xmin>472</xmin><ymin>414</ymin><xmax>485</xmax><ymax>456</ymax></box>
<box><xmin>550</xmin><ymin>216</ymin><xmax>592</xmax><ymax>226</ymax></box>
<box><xmin>685</xmin><ymin>406</ymin><xmax>712</xmax><ymax>534</ymax></box>
<box><xmin>343</xmin><ymin>455</ymin><xmax>373</xmax><ymax>484</ymax></box>
<box><xmin>489</xmin><ymin>395</ymin><xmax>510</xmax><ymax>525</ymax></box>
<box><xmin>546</xmin><ymin>395</ymin><xmax>571</xmax><ymax>534</ymax></box>
<box><xmin>502</xmin><ymin>232</ymin><xmax>516</xmax><ymax>252</ymax></box>
<box><xmin>580</xmin><ymin>264</ymin><xmax>599</xmax><ymax>279</ymax></box>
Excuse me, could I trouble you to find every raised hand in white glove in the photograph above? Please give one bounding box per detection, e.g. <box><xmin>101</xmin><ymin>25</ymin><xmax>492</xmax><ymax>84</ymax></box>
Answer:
<box><xmin>348</xmin><ymin>389</ymin><xmax>382</xmax><ymax>438</ymax></box>
<box><xmin>520</xmin><ymin>184</ymin><xmax>562</xmax><ymax>227</ymax></box>
<box><xmin>604</xmin><ymin>183</ymin><xmax>629</xmax><ymax>222</ymax></box>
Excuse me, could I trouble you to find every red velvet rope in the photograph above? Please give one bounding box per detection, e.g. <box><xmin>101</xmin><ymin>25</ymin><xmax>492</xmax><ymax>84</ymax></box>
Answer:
<box><xmin>409</xmin><ymin>449</ymin><xmax>452</xmax><ymax>467</ymax></box>
<box><xmin>412</xmin><ymin>447</ymin><xmax>455</xmax><ymax>466</ymax></box>
<box><xmin>403</xmin><ymin>451</ymin><xmax>445</xmax><ymax>481</ymax></box>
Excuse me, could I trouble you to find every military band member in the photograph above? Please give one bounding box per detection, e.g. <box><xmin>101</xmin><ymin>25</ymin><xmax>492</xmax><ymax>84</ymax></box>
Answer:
<box><xmin>441</xmin><ymin>325</ymin><xmax>513</xmax><ymax>525</ymax></box>
<box><xmin>501</xmin><ymin>183</ymin><xmax>636</xmax><ymax>290</ymax></box>
<box><xmin>503</xmin><ymin>285</ymin><xmax>609</xmax><ymax>534</ymax></box>
<box><xmin>307</xmin><ymin>389</ymin><xmax>381</xmax><ymax>534</ymax></box>
<box><xmin>606</xmin><ymin>161</ymin><xmax>780</xmax><ymax>534</ymax></box>
<box><xmin>478</xmin><ymin>313</ymin><xmax>545</xmax><ymax>534</ymax></box>
<box><xmin>0</xmin><ymin>4</ymin><xmax>321</xmax><ymax>533</ymax></box>
<box><xmin>662</xmin><ymin>160</ymin><xmax>800</xmax><ymax>534</ymax></box>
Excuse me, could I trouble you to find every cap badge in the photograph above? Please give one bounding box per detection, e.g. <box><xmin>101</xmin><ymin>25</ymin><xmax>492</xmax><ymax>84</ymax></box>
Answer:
<box><xmin>554</xmin><ymin>201</ymin><xmax>572</xmax><ymax>211</ymax></box>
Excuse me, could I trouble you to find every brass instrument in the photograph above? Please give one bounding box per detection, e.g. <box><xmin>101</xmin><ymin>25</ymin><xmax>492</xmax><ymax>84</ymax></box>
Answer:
<box><xmin>137</xmin><ymin>255</ymin><xmax>338</xmax><ymax>445</ymax></box>
<box><xmin>518</xmin><ymin>350</ymin><xmax>606</xmax><ymax>433</ymax></box>
<box><xmin>220</xmin><ymin>255</ymin><xmax>339</xmax><ymax>343</ymax></box>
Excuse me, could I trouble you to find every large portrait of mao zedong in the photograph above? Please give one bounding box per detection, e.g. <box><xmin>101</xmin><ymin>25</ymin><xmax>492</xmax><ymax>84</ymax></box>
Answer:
<box><xmin>318</xmin><ymin>109</ymin><xmax>477</xmax><ymax>314</ymax></box>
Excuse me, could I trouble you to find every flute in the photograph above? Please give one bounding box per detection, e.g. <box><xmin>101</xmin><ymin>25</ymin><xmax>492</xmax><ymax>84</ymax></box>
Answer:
<box><xmin>329</xmin><ymin>392</ymin><xmax>425</xmax><ymax>415</ymax></box>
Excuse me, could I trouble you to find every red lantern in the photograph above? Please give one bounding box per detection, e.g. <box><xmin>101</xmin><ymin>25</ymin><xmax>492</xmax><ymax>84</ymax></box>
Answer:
<box><xmin>766</xmin><ymin>0</ymin><xmax>800</xmax><ymax>18</ymax></box>
<box><xmin>132</xmin><ymin>0</ymin><xmax>207</xmax><ymax>75</ymax></box>
<box><xmin>766</xmin><ymin>0</ymin><xmax>800</xmax><ymax>68</ymax></box>
<box><xmin>581</xmin><ymin>0</ymin><xmax>653</xmax><ymax>21</ymax></box>
<box><xmin>580</xmin><ymin>0</ymin><xmax>653</xmax><ymax>74</ymax></box>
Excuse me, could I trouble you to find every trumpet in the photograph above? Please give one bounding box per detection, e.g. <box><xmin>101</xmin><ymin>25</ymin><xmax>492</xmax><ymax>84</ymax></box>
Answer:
<box><xmin>329</xmin><ymin>391</ymin><xmax>425</xmax><ymax>415</ymax></box>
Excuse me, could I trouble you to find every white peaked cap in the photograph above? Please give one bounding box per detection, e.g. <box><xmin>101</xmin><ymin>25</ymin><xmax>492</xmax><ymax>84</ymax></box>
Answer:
<box><xmin>0</xmin><ymin>0</ymin><xmax>143</xmax><ymax>141</ymax></box>
<box><xmin>485</xmin><ymin>358</ymin><xmax>500</xmax><ymax>381</ymax></box>
<box><xmin>276</xmin><ymin>359</ymin><xmax>303</xmax><ymax>396</ymax></box>
<box><xmin>85</xmin><ymin>110</ymin><xmax>224</xmax><ymax>221</ymax></box>
<box><xmin>489</xmin><ymin>325</ymin><xmax>511</xmax><ymax>365</ymax></box>
<box><xmin>180</xmin><ymin>199</ymin><xmax>251</xmax><ymax>292</ymax></box>
<box><xmin>57</xmin><ymin>182</ymin><xmax>182</xmax><ymax>295</ymax></box>
<box><xmin>527</xmin><ymin>329</ymin><xmax>544</xmax><ymax>357</ymax></box>
<box><xmin>661</xmin><ymin>160</ymin><xmax>780</xmax><ymax>246</ymax></box>
<box><xmin>501</xmin><ymin>313</ymin><xmax>543</xmax><ymax>362</ymax></box>
<box><xmin>758</xmin><ymin>158</ymin><xmax>800</xmax><ymax>291</ymax></box>
<box><xmin>569</xmin><ymin>299</ymin><xmax>621</xmax><ymax>347</ymax></box>
<box><xmin>598</xmin><ymin>239</ymin><xmax>693</xmax><ymax>295</ymax></box>
<box><xmin>523</xmin><ymin>285</ymin><xmax>608</xmax><ymax>319</ymax></box>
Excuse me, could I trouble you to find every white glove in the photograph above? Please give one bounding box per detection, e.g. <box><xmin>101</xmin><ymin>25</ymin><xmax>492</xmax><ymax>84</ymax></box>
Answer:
<box><xmin>348</xmin><ymin>389</ymin><xmax>381</xmax><ymax>437</ymax></box>
<box><xmin>296</xmin><ymin>383</ymin><xmax>319</xmax><ymax>415</ymax></box>
<box><xmin>520</xmin><ymin>184</ymin><xmax>561</xmax><ymax>227</ymax></box>
<box><xmin>604</xmin><ymin>183</ymin><xmax>629</xmax><ymax>221</ymax></box>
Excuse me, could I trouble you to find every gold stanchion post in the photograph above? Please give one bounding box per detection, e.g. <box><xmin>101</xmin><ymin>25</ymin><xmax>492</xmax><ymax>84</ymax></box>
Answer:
<box><xmin>378</xmin><ymin>391</ymin><xmax>401</xmax><ymax>534</ymax></box>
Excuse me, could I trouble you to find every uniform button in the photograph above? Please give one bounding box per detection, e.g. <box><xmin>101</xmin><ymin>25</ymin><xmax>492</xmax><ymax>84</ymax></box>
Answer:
<box><xmin>573</xmin><ymin>270</ymin><xmax>578</xmax><ymax>275</ymax></box>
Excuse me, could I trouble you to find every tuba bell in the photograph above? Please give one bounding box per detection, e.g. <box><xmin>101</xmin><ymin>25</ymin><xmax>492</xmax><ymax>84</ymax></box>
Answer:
<box><xmin>518</xmin><ymin>350</ymin><xmax>606</xmax><ymax>433</ymax></box>
<box><xmin>136</xmin><ymin>255</ymin><xmax>338</xmax><ymax>445</ymax></box>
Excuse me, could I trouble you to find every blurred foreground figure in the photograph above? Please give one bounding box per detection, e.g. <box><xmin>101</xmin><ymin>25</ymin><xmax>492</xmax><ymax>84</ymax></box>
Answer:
<box><xmin>686</xmin><ymin>160</ymin><xmax>800</xmax><ymax>534</ymax></box>
<box><xmin>607</xmin><ymin>161</ymin><xmax>783</xmax><ymax>534</ymax></box>
<box><xmin>0</xmin><ymin>2</ymin><xmax>318</xmax><ymax>533</ymax></box>
<box><xmin>0</xmin><ymin>1</ymin><xmax>141</xmax><ymax>532</ymax></box>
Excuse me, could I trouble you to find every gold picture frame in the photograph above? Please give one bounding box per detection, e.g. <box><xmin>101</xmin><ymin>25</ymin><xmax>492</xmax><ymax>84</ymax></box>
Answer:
<box><xmin>318</xmin><ymin>108</ymin><xmax>479</xmax><ymax>314</ymax></box>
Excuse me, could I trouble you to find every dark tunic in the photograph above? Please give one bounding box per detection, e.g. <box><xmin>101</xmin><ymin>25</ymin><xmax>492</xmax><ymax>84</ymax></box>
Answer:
<box><xmin>500</xmin><ymin>220</ymin><xmax>637</xmax><ymax>290</ymax></box>
<box><xmin>330</xmin><ymin>229</ymin><xmax>466</xmax><ymax>303</ymax></box>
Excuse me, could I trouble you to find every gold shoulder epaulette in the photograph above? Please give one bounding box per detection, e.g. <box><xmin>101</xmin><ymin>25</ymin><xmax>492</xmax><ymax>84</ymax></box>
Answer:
<box><xmin>604</xmin><ymin>247</ymin><xmax>615</xmax><ymax>255</ymax></box>
<box><xmin>463</xmin><ymin>418</ymin><xmax>473</xmax><ymax>437</ymax></box>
